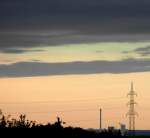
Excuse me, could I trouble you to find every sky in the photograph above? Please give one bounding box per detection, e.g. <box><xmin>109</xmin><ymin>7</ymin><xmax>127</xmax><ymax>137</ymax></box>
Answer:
<box><xmin>0</xmin><ymin>0</ymin><xmax>150</xmax><ymax>130</ymax></box>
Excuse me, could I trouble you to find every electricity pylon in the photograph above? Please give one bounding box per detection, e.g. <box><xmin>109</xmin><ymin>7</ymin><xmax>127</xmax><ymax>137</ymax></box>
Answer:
<box><xmin>126</xmin><ymin>82</ymin><xmax>138</xmax><ymax>135</ymax></box>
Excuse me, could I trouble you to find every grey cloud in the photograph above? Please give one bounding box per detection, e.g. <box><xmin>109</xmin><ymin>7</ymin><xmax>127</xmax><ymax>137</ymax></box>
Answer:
<box><xmin>122</xmin><ymin>46</ymin><xmax>150</xmax><ymax>57</ymax></box>
<box><xmin>1</xmin><ymin>48</ymin><xmax>44</xmax><ymax>54</ymax></box>
<box><xmin>135</xmin><ymin>46</ymin><xmax>150</xmax><ymax>52</ymax></box>
<box><xmin>1</xmin><ymin>0</ymin><xmax>150</xmax><ymax>18</ymax></box>
<box><xmin>0</xmin><ymin>59</ymin><xmax>150</xmax><ymax>77</ymax></box>
<box><xmin>1</xmin><ymin>0</ymin><xmax>150</xmax><ymax>34</ymax></box>
<box><xmin>134</xmin><ymin>46</ymin><xmax>150</xmax><ymax>56</ymax></box>
<box><xmin>1</xmin><ymin>0</ymin><xmax>150</xmax><ymax>53</ymax></box>
<box><xmin>1</xmin><ymin>32</ymin><xmax>150</xmax><ymax>54</ymax></box>
<box><xmin>2</xmin><ymin>49</ymin><xmax>28</xmax><ymax>54</ymax></box>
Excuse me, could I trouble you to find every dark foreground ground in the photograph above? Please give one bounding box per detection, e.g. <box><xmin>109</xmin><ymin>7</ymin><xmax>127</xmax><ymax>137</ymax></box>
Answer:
<box><xmin>1</xmin><ymin>127</ymin><xmax>150</xmax><ymax>138</ymax></box>
<box><xmin>0</xmin><ymin>112</ymin><xmax>149</xmax><ymax>138</ymax></box>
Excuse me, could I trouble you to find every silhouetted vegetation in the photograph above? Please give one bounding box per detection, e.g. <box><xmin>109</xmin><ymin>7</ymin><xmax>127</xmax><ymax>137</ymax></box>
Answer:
<box><xmin>0</xmin><ymin>109</ymin><xmax>149</xmax><ymax>137</ymax></box>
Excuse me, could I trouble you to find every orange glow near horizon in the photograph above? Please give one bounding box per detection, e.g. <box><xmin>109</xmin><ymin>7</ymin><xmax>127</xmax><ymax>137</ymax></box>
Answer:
<box><xmin>0</xmin><ymin>72</ymin><xmax>150</xmax><ymax>129</ymax></box>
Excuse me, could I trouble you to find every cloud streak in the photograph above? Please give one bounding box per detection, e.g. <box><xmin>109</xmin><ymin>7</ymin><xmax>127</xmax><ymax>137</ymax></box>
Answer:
<box><xmin>0</xmin><ymin>59</ymin><xmax>150</xmax><ymax>77</ymax></box>
<box><xmin>1</xmin><ymin>48</ymin><xmax>44</xmax><ymax>54</ymax></box>
<box><xmin>123</xmin><ymin>46</ymin><xmax>150</xmax><ymax>57</ymax></box>
<box><xmin>1</xmin><ymin>32</ymin><xmax>150</xmax><ymax>54</ymax></box>
<box><xmin>134</xmin><ymin>46</ymin><xmax>150</xmax><ymax>56</ymax></box>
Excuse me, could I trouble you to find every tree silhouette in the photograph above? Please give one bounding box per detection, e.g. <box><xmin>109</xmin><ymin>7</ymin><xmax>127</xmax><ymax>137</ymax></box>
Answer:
<box><xmin>0</xmin><ymin>109</ymin><xmax>145</xmax><ymax>138</ymax></box>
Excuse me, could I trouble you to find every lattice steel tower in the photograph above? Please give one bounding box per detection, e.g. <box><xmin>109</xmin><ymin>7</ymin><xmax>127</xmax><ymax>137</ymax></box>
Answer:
<box><xmin>126</xmin><ymin>82</ymin><xmax>138</xmax><ymax>132</ymax></box>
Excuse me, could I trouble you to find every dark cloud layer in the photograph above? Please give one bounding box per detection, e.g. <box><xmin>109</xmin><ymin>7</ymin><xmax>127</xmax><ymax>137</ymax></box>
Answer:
<box><xmin>1</xmin><ymin>0</ymin><xmax>150</xmax><ymax>53</ymax></box>
<box><xmin>1</xmin><ymin>32</ymin><xmax>150</xmax><ymax>54</ymax></box>
<box><xmin>1</xmin><ymin>0</ymin><xmax>150</xmax><ymax>18</ymax></box>
<box><xmin>1</xmin><ymin>0</ymin><xmax>150</xmax><ymax>32</ymax></box>
<box><xmin>0</xmin><ymin>59</ymin><xmax>150</xmax><ymax>77</ymax></box>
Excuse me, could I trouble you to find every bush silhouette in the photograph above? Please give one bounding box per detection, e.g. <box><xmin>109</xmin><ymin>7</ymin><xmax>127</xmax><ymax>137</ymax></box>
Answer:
<box><xmin>0</xmin><ymin>109</ymin><xmax>144</xmax><ymax>138</ymax></box>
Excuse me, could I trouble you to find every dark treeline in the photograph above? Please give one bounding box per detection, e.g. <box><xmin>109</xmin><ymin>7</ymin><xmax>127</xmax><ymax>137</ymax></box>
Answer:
<box><xmin>0</xmin><ymin>110</ymin><xmax>148</xmax><ymax>138</ymax></box>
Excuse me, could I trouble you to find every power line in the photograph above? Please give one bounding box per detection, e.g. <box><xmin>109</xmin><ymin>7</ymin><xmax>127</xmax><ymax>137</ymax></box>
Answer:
<box><xmin>4</xmin><ymin>106</ymin><xmax>124</xmax><ymax>115</ymax></box>
<box><xmin>0</xmin><ymin>96</ymin><xmax>125</xmax><ymax>105</ymax></box>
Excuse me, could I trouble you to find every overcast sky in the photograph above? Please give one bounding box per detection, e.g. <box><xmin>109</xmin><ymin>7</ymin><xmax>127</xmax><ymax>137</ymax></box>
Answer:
<box><xmin>0</xmin><ymin>0</ymin><xmax>150</xmax><ymax>77</ymax></box>
<box><xmin>1</xmin><ymin>0</ymin><xmax>150</xmax><ymax>32</ymax></box>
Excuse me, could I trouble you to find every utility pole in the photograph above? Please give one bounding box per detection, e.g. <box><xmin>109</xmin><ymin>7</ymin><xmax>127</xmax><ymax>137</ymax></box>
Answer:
<box><xmin>126</xmin><ymin>82</ymin><xmax>138</xmax><ymax>136</ymax></box>
<box><xmin>100</xmin><ymin>108</ymin><xmax>102</xmax><ymax>131</ymax></box>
